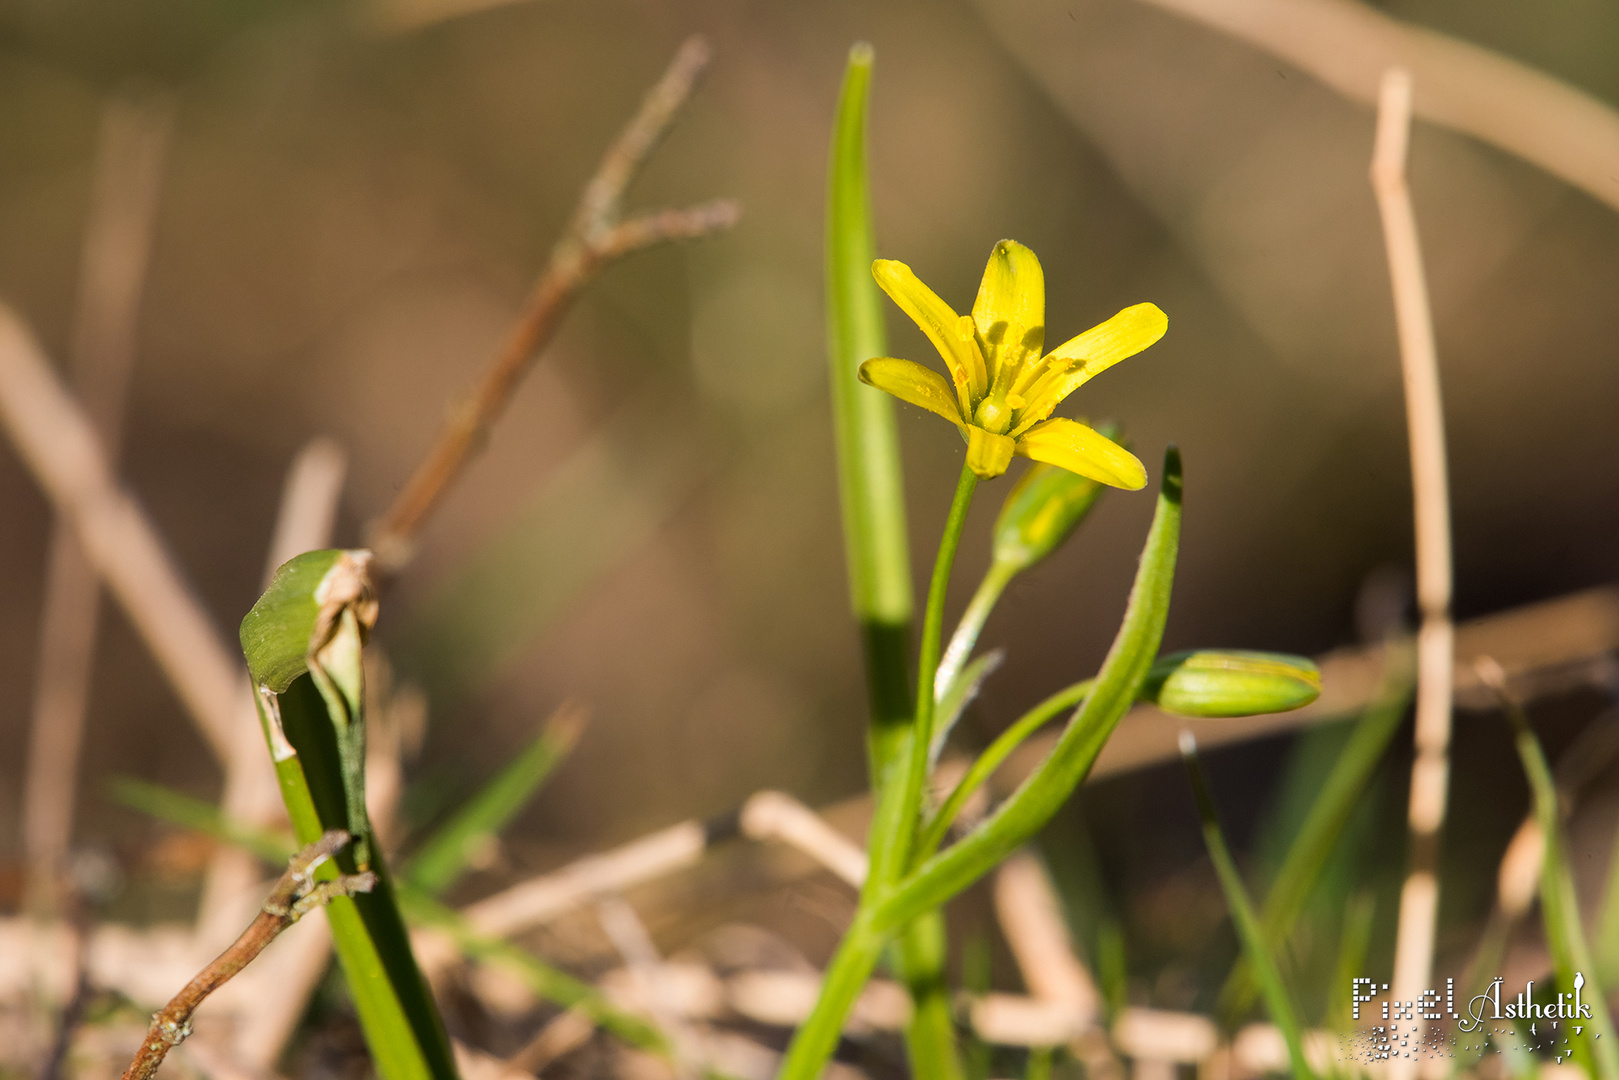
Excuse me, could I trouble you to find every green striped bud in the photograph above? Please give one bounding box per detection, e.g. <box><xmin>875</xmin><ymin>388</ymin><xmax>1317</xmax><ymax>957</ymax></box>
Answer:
<box><xmin>991</xmin><ymin>424</ymin><xmax>1119</xmax><ymax>572</ymax></box>
<box><xmin>1143</xmin><ymin>650</ymin><xmax>1322</xmax><ymax>718</ymax></box>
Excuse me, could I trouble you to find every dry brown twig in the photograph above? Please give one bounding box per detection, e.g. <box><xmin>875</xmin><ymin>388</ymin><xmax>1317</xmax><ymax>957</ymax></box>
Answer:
<box><xmin>1370</xmin><ymin>68</ymin><xmax>1456</xmax><ymax>1080</ymax></box>
<box><xmin>119</xmin><ymin>831</ymin><xmax>374</xmax><ymax>1080</ymax></box>
<box><xmin>23</xmin><ymin>89</ymin><xmax>175</xmax><ymax>920</ymax></box>
<box><xmin>367</xmin><ymin>34</ymin><xmax>739</xmax><ymax>571</ymax></box>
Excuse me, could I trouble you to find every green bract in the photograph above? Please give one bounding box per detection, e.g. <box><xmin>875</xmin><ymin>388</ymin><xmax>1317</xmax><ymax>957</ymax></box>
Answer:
<box><xmin>1145</xmin><ymin>650</ymin><xmax>1322</xmax><ymax>718</ymax></box>
<box><xmin>991</xmin><ymin>446</ymin><xmax>1112</xmax><ymax>573</ymax></box>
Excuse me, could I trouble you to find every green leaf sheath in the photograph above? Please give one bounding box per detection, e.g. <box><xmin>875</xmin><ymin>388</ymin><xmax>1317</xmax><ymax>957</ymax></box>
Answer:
<box><xmin>875</xmin><ymin>447</ymin><xmax>1182</xmax><ymax>932</ymax></box>
<box><xmin>1182</xmin><ymin>737</ymin><xmax>1313</xmax><ymax>1080</ymax></box>
<box><xmin>897</xmin><ymin>910</ymin><xmax>966</xmax><ymax>1080</ymax></box>
<box><xmin>267</xmin><ymin>676</ymin><xmax>459</xmax><ymax>1080</ymax></box>
<box><xmin>406</xmin><ymin>709</ymin><xmax>580</xmax><ymax>895</ymax></box>
<box><xmin>1504</xmin><ymin>695</ymin><xmax>1619</xmax><ymax>1080</ymax></box>
<box><xmin>1219</xmin><ymin>648</ymin><xmax>1412</xmax><ymax>1020</ymax></box>
<box><xmin>826</xmin><ymin>42</ymin><xmax>914</xmax><ymax>783</ymax></box>
<box><xmin>242</xmin><ymin>551</ymin><xmax>457</xmax><ymax>1080</ymax></box>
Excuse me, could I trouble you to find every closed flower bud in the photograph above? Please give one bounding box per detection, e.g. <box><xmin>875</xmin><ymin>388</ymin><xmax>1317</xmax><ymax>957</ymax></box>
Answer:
<box><xmin>991</xmin><ymin>424</ymin><xmax>1120</xmax><ymax>573</ymax></box>
<box><xmin>1143</xmin><ymin>650</ymin><xmax>1322</xmax><ymax>718</ymax></box>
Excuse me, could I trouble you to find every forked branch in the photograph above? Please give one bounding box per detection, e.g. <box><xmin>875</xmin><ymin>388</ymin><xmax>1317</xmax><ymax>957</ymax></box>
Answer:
<box><xmin>120</xmin><ymin>831</ymin><xmax>374</xmax><ymax>1080</ymax></box>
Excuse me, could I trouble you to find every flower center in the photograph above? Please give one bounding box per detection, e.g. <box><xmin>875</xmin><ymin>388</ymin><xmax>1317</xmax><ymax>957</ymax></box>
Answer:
<box><xmin>973</xmin><ymin>392</ymin><xmax>1013</xmax><ymax>434</ymax></box>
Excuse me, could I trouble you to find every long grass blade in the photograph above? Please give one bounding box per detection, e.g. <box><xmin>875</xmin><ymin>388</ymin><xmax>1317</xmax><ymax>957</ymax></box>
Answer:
<box><xmin>1219</xmin><ymin>647</ymin><xmax>1413</xmax><ymax>1020</ymax></box>
<box><xmin>405</xmin><ymin>704</ymin><xmax>584</xmax><ymax>895</ymax></box>
<box><xmin>1483</xmin><ymin>660</ymin><xmax>1619</xmax><ymax>1080</ymax></box>
<box><xmin>827</xmin><ymin>41</ymin><xmax>914</xmax><ymax>781</ymax></box>
<box><xmin>110</xmin><ymin>776</ymin><xmax>295</xmax><ymax>864</ymax></box>
<box><xmin>1181</xmin><ymin>732</ymin><xmax>1314</xmax><ymax>1080</ymax></box>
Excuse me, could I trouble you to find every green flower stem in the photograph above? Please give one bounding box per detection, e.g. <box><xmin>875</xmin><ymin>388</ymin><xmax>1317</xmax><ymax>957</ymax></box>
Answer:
<box><xmin>873</xmin><ymin>460</ymin><xmax>978</xmax><ymax>888</ymax></box>
<box><xmin>777</xmin><ymin>912</ymin><xmax>889</xmax><ymax>1080</ymax></box>
<box><xmin>916</xmin><ymin>678</ymin><xmax>1096</xmax><ymax>861</ymax></box>
<box><xmin>935</xmin><ymin>560</ymin><xmax>1015</xmax><ymax>705</ymax></box>
<box><xmin>872</xmin><ymin>449</ymin><xmax>1180</xmax><ymax>934</ymax></box>
<box><xmin>1182</xmin><ymin>734</ymin><xmax>1313</xmax><ymax>1080</ymax></box>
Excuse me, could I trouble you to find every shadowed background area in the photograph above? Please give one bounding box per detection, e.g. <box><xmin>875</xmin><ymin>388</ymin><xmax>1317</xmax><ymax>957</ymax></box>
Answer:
<box><xmin>1</xmin><ymin>0</ymin><xmax>1617</xmax><ymax>1054</ymax></box>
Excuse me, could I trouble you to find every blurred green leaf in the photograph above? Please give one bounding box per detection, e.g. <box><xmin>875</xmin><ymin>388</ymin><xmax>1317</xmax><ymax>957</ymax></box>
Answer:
<box><xmin>394</xmin><ymin>414</ymin><xmax>700</xmax><ymax>708</ymax></box>
<box><xmin>1500</xmin><ymin>680</ymin><xmax>1619</xmax><ymax>1080</ymax></box>
<box><xmin>109</xmin><ymin>776</ymin><xmax>295</xmax><ymax>864</ymax></box>
<box><xmin>1182</xmin><ymin>734</ymin><xmax>1314</xmax><ymax>1080</ymax></box>
<box><xmin>1219</xmin><ymin>648</ymin><xmax>1412</xmax><ymax>1021</ymax></box>
<box><xmin>404</xmin><ymin>704</ymin><xmax>583</xmax><ymax>896</ymax></box>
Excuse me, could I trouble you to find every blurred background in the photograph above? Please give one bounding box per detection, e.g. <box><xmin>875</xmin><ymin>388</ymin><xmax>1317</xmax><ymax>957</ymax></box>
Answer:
<box><xmin>2</xmin><ymin>0</ymin><xmax>1618</xmax><ymax>1066</ymax></box>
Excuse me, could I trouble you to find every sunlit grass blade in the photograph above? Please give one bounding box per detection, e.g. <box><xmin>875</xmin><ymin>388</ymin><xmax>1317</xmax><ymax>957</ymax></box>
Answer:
<box><xmin>110</xmin><ymin>776</ymin><xmax>295</xmax><ymax>864</ymax></box>
<box><xmin>826</xmin><ymin>41</ymin><xmax>914</xmax><ymax>781</ymax></box>
<box><xmin>1181</xmin><ymin>732</ymin><xmax>1314</xmax><ymax>1080</ymax></box>
<box><xmin>1485</xmin><ymin>661</ymin><xmax>1619</xmax><ymax>1080</ymax></box>
<box><xmin>828</xmin><ymin>42</ymin><xmax>960</xmax><ymax>1080</ymax></box>
<box><xmin>1219</xmin><ymin>647</ymin><xmax>1413</xmax><ymax>1021</ymax></box>
<box><xmin>875</xmin><ymin>446</ymin><xmax>1182</xmax><ymax>932</ymax></box>
<box><xmin>405</xmin><ymin>703</ymin><xmax>584</xmax><ymax>896</ymax></box>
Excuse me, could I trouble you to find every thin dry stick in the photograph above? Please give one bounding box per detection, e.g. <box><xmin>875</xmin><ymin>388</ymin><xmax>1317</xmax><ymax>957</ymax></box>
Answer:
<box><xmin>458</xmin><ymin>791</ymin><xmax>866</xmax><ymax>945</ymax></box>
<box><xmin>0</xmin><ymin>307</ymin><xmax>242</xmax><ymax>765</ymax></box>
<box><xmin>740</xmin><ymin>791</ymin><xmax>868</xmax><ymax>888</ymax></box>
<box><xmin>119</xmin><ymin>831</ymin><xmax>374</xmax><ymax>1080</ymax></box>
<box><xmin>990</xmin><ymin>851</ymin><xmax>1121</xmax><ymax>1078</ymax></box>
<box><xmin>1371</xmin><ymin>68</ymin><xmax>1455</xmax><ymax>1080</ymax></box>
<box><xmin>1134</xmin><ymin>0</ymin><xmax>1619</xmax><ymax>215</ymax></box>
<box><xmin>595</xmin><ymin>896</ymin><xmax>703</xmax><ymax>1080</ymax></box>
<box><xmin>367</xmin><ymin>35</ymin><xmax>738</xmax><ymax>571</ymax></box>
<box><xmin>23</xmin><ymin>89</ymin><xmax>174</xmax><ymax>917</ymax></box>
<box><xmin>500</xmin><ymin>1006</ymin><xmax>595</xmax><ymax>1077</ymax></box>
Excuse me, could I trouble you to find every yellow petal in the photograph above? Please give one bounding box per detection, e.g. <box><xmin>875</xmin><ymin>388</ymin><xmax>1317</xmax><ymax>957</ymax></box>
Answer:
<box><xmin>1011</xmin><ymin>303</ymin><xmax>1166</xmax><ymax>434</ymax></box>
<box><xmin>859</xmin><ymin>357</ymin><xmax>965</xmax><ymax>428</ymax></box>
<box><xmin>972</xmin><ymin>240</ymin><xmax>1044</xmax><ymax>389</ymax></box>
<box><xmin>966</xmin><ymin>426</ymin><xmax>1015</xmax><ymax>479</ymax></box>
<box><xmin>871</xmin><ymin>260</ymin><xmax>984</xmax><ymax>408</ymax></box>
<box><xmin>1014</xmin><ymin>418</ymin><xmax>1147</xmax><ymax>490</ymax></box>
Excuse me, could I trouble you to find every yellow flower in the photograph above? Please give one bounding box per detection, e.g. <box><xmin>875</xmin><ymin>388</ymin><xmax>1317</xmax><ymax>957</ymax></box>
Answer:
<box><xmin>859</xmin><ymin>240</ymin><xmax>1166</xmax><ymax>486</ymax></box>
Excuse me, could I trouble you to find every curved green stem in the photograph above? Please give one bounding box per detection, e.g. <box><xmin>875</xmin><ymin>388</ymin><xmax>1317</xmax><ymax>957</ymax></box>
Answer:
<box><xmin>870</xmin><ymin>460</ymin><xmax>979</xmax><ymax>889</ymax></box>
<box><xmin>777</xmin><ymin>912</ymin><xmax>889</xmax><ymax>1080</ymax></box>
<box><xmin>916</xmin><ymin>677</ymin><xmax>1096</xmax><ymax>861</ymax></box>
<box><xmin>934</xmin><ymin>560</ymin><xmax>1014</xmax><ymax>705</ymax></box>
